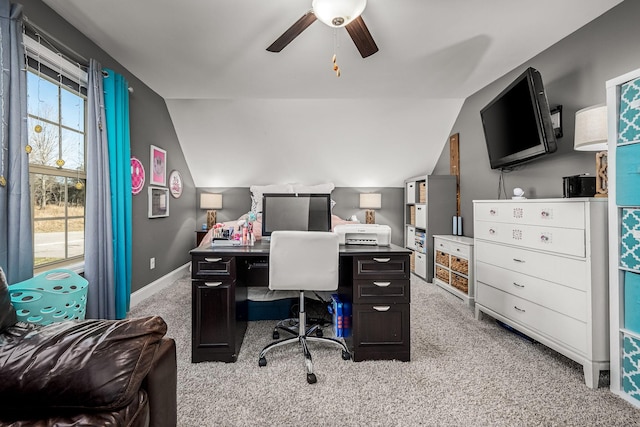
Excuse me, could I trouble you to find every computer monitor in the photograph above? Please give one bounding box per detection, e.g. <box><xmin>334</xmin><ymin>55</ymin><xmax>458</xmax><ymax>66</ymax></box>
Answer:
<box><xmin>261</xmin><ymin>193</ymin><xmax>332</xmax><ymax>238</ymax></box>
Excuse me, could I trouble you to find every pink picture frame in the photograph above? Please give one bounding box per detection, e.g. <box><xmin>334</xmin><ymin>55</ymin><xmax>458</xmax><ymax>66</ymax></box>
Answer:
<box><xmin>150</xmin><ymin>145</ymin><xmax>167</xmax><ymax>186</ymax></box>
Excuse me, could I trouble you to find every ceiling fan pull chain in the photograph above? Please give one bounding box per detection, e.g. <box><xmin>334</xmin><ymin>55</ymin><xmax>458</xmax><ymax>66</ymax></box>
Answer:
<box><xmin>332</xmin><ymin>29</ymin><xmax>341</xmax><ymax>77</ymax></box>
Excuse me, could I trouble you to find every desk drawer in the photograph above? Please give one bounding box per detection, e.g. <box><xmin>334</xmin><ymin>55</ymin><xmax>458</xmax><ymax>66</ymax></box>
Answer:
<box><xmin>192</xmin><ymin>256</ymin><xmax>236</xmax><ymax>280</ymax></box>
<box><xmin>354</xmin><ymin>255</ymin><xmax>409</xmax><ymax>280</ymax></box>
<box><xmin>352</xmin><ymin>302</ymin><xmax>410</xmax><ymax>362</ymax></box>
<box><xmin>353</xmin><ymin>279</ymin><xmax>410</xmax><ymax>304</ymax></box>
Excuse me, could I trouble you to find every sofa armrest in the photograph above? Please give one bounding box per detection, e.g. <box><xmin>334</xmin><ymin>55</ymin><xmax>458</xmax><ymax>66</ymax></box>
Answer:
<box><xmin>0</xmin><ymin>316</ymin><xmax>167</xmax><ymax>411</ymax></box>
<box><xmin>143</xmin><ymin>338</ymin><xmax>177</xmax><ymax>427</ymax></box>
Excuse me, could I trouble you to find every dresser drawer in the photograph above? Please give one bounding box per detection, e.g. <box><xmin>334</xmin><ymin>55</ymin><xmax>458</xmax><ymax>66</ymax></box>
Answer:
<box><xmin>475</xmin><ymin>220</ymin><xmax>585</xmax><ymax>257</ymax></box>
<box><xmin>474</xmin><ymin>202</ymin><xmax>585</xmax><ymax>229</ymax></box>
<box><xmin>434</xmin><ymin>238</ymin><xmax>450</xmax><ymax>253</ymax></box>
<box><xmin>449</xmin><ymin>241</ymin><xmax>470</xmax><ymax>258</ymax></box>
<box><xmin>192</xmin><ymin>256</ymin><xmax>236</xmax><ymax>280</ymax></box>
<box><xmin>476</xmin><ymin>262</ymin><xmax>587</xmax><ymax>322</ymax></box>
<box><xmin>353</xmin><ymin>279</ymin><xmax>410</xmax><ymax>304</ymax></box>
<box><xmin>475</xmin><ymin>241</ymin><xmax>587</xmax><ymax>291</ymax></box>
<box><xmin>476</xmin><ymin>283</ymin><xmax>587</xmax><ymax>354</ymax></box>
<box><xmin>354</xmin><ymin>255</ymin><xmax>409</xmax><ymax>280</ymax></box>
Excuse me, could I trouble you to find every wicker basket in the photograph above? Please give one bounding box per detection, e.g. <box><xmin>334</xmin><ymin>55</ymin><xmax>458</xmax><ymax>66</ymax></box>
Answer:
<box><xmin>9</xmin><ymin>269</ymin><xmax>88</xmax><ymax>326</ymax></box>
<box><xmin>451</xmin><ymin>257</ymin><xmax>469</xmax><ymax>275</ymax></box>
<box><xmin>435</xmin><ymin>266</ymin><xmax>449</xmax><ymax>283</ymax></box>
<box><xmin>436</xmin><ymin>251</ymin><xmax>449</xmax><ymax>267</ymax></box>
<box><xmin>451</xmin><ymin>273</ymin><xmax>469</xmax><ymax>294</ymax></box>
<box><xmin>409</xmin><ymin>205</ymin><xmax>416</xmax><ymax>225</ymax></box>
<box><xmin>419</xmin><ymin>182</ymin><xmax>426</xmax><ymax>203</ymax></box>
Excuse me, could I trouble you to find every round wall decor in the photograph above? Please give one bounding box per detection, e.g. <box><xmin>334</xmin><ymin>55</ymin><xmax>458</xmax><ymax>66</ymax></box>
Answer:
<box><xmin>169</xmin><ymin>170</ymin><xmax>183</xmax><ymax>198</ymax></box>
<box><xmin>131</xmin><ymin>156</ymin><xmax>145</xmax><ymax>195</ymax></box>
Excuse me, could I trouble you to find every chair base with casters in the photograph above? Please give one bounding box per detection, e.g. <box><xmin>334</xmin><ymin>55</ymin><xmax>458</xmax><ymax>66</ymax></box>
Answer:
<box><xmin>258</xmin><ymin>290</ymin><xmax>351</xmax><ymax>384</ymax></box>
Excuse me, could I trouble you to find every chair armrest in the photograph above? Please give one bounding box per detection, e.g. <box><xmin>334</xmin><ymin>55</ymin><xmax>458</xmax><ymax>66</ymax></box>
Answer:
<box><xmin>0</xmin><ymin>316</ymin><xmax>167</xmax><ymax>411</ymax></box>
<box><xmin>143</xmin><ymin>338</ymin><xmax>177</xmax><ymax>427</ymax></box>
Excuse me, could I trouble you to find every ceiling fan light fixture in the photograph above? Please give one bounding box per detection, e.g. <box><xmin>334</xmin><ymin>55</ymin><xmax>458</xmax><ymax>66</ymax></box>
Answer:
<box><xmin>312</xmin><ymin>0</ymin><xmax>367</xmax><ymax>28</ymax></box>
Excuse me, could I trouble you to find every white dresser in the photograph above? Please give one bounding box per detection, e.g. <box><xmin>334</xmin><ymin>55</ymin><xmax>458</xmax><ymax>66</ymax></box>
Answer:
<box><xmin>473</xmin><ymin>198</ymin><xmax>608</xmax><ymax>388</ymax></box>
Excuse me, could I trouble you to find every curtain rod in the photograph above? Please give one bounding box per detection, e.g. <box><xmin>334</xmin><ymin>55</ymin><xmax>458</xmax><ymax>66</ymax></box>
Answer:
<box><xmin>23</xmin><ymin>16</ymin><xmax>89</xmax><ymax>66</ymax></box>
<box><xmin>24</xmin><ymin>16</ymin><xmax>134</xmax><ymax>93</ymax></box>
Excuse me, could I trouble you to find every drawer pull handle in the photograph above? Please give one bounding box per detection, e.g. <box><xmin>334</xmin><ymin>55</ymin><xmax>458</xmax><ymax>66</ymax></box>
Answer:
<box><xmin>514</xmin><ymin>306</ymin><xmax>525</xmax><ymax>313</ymax></box>
<box><xmin>204</xmin><ymin>257</ymin><xmax>222</xmax><ymax>263</ymax></box>
<box><xmin>489</xmin><ymin>228</ymin><xmax>496</xmax><ymax>235</ymax></box>
<box><xmin>455</xmin><ymin>248</ymin><xmax>460</xmax><ymax>252</ymax></box>
<box><xmin>373</xmin><ymin>281</ymin><xmax>391</xmax><ymax>287</ymax></box>
<box><xmin>513</xmin><ymin>258</ymin><xmax>525</xmax><ymax>263</ymax></box>
<box><xmin>513</xmin><ymin>282</ymin><xmax>524</xmax><ymax>288</ymax></box>
<box><xmin>205</xmin><ymin>281</ymin><xmax>223</xmax><ymax>287</ymax></box>
<box><xmin>373</xmin><ymin>306</ymin><xmax>391</xmax><ymax>312</ymax></box>
<box><xmin>373</xmin><ymin>258</ymin><xmax>391</xmax><ymax>263</ymax></box>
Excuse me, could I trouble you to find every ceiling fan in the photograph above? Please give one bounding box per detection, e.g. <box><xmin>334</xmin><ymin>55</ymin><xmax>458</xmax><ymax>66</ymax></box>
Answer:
<box><xmin>266</xmin><ymin>0</ymin><xmax>378</xmax><ymax>58</ymax></box>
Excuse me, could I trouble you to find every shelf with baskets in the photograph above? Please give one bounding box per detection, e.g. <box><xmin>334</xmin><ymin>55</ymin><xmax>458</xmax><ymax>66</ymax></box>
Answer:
<box><xmin>607</xmin><ymin>67</ymin><xmax>640</xmax><ymax>406</ymax></box>
<box><xmin>433</xmin><ymin>235</ymin><xmax>474</xmax><ymax>306</ymax></box>
<box><xmin>404</xmin><ymin>175</ymin><xmax>456</xmax><ymax>282</ymax></box>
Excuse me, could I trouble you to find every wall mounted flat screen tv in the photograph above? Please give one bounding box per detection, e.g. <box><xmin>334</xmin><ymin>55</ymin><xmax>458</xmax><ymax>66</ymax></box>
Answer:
<box><xmin>261</xmin><ymin>193</ymin><xmax>332</xmax><ymax>237</ymax></box>
<box><xmin>480</xmin><ymin>67</ymin><xmax>557</xmax><ymax>170</ymax></box>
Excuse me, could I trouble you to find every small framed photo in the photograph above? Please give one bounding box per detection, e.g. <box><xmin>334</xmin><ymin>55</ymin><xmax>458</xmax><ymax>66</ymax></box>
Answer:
<box><xmin>150</xmin><ymin>145</ymin><xmax>167</xmax><ymax>186</ymax></box>
<box><xmin>148</xmin><ymin>186</ymin><xmax>170</xmax><ymax>218</ymax></box>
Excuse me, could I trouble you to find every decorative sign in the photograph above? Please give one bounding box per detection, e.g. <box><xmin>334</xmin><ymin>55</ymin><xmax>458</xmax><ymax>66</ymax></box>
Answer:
<box><xmin>169</xmin><ymin>170</ymin><xmax>183</xmax><ymax>198</ymax></box>
<box><xmin>131</xmin><ymin>156</ymin><xmax>145</xmax><ymax>195</ymax></box>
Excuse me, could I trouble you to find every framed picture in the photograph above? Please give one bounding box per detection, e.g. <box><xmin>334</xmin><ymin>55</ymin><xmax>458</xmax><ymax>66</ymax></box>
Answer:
<box><xmin>150</xmin><ymin>145</ymin><xmax>167</xmax><ymax>186</ymax></box>
<box><xmin>148</xmin><ymin>186</ymin><xmax>170</xmax><ymax>218</ymax></box>
<box><xmin>168</xmin><ymin>170</ymin><xmax>183</xmax><ymax>198</ymax></box>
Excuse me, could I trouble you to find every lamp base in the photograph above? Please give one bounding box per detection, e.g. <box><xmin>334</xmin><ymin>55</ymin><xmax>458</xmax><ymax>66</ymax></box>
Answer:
<box><xmin>365</xmin><ymin>209</ymin><xmax>375</xmax><ymax>224</ymax></box>
<box><xmin>206</xmin><ymin>210</ymin><xmax>217</xmax><ymax>230</ymax></box>
<box><xmin>595</xmin><ymin>151</ymin><xmax>608</xmax><ymax>198</ymax></box>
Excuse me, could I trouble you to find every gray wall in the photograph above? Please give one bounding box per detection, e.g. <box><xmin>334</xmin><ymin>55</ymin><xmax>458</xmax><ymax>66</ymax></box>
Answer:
<box><xmin>432</xmin><ymin>0</ymin><xmax>640</xmax><ymax>237</ymax></box>
<box><xmin>196</xmin><ymin>187</ymin><xmax>404</xmax><ymax>247</ymax></box>
<box><xmin>21</xmin><ymin>0</ymin><xmax>195</xmax><ymax>292</ymax></box>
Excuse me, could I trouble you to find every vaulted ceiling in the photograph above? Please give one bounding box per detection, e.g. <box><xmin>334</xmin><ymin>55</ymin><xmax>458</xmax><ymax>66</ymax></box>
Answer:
<box><xmin>42</xmin><ymin>0</ymin><xmax>622</xmax><ymax>187</ymax></box>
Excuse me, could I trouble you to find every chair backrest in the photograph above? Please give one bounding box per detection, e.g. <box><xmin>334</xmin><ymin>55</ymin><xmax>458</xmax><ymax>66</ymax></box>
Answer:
<box><xmin>269</xmin><ymin>230</ymin><xmax>339</xmax><ymax>291</ymax></box>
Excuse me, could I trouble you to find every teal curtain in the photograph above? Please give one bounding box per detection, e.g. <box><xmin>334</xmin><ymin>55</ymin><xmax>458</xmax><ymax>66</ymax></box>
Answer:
<box><xmin>103</xmin><ymin>68</ymin><xmax>132</xmax><ymax>319</ymax></box>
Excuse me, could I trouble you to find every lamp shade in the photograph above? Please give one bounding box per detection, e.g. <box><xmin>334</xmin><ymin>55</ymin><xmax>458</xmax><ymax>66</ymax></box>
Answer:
<box><xmin>574</xmin><ymin>104</ymin><xmax>608</xmax><ymax>151</ymax></box>
<box><xmin>200</xmin><ymin>193</ymin><xmax>222</xmax><ymax>210</ymax></box>
<box><xmin>312</xmin><ymin>0</ymin><xmax>367</xmax><ymax>27</ymax></box>
<box><xmin>359</xmin><ymin>193</ymin><xmax>381</xmax><ymax>209</ymax></box>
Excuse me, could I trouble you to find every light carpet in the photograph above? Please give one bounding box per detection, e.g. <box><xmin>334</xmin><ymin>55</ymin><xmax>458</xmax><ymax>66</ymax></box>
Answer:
<box><xmin>129</xmin><ymin>274</ymin><xmax>640</xmax><ymax>426</ymax></box>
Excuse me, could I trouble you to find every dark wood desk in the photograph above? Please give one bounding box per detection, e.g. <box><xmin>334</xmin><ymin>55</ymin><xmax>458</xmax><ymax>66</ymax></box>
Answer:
<box><xmin>190</xmin><ymin>242</ymin><xmax>411</xmax><ymax>363</ymax></box>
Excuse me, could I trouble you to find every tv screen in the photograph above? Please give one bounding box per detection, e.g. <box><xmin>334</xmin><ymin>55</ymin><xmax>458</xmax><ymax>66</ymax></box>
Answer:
<box><xmin>261</xmin><ymin>193</ymin><xmax>332</xmax><ymax>237</ymax></box>
<box><xmin>480</xmin><ymin>67</ymin><xmax>557</xmax><ymax>170</ymax></box>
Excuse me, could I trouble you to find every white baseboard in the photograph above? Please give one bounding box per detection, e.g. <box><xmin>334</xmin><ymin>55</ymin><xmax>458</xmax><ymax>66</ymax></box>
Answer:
<box><xmin>130</xmin><ymin>262</ymin><xmax>190</xmax><ymax>307</ymax></box>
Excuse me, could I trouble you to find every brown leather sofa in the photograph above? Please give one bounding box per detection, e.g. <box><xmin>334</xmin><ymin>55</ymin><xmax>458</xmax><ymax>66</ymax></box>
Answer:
<box><xmin>0</xmin><ymin>268</ymin><xmax>177</xmax><ymax>427</ymax></box>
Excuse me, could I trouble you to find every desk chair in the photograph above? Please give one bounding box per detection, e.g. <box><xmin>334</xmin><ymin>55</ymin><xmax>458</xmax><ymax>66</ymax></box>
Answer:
<box><xmin>258</xmin><ymin>230</ymin><xmax>351</xmax><ymax>384</ymax></box>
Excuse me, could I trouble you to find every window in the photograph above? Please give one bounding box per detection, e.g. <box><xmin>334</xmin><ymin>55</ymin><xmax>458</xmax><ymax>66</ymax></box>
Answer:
<box><xmin>25</xmin><ymin>36</ymin><xmax>88</xmax><ymax>271</ymax></box>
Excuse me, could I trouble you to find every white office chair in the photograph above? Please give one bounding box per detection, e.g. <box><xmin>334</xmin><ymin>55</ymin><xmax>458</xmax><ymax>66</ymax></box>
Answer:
<box><xmin>258</xmin><ymin>230</ymin><xmax>351</xmax><ymax>384</ymax></box>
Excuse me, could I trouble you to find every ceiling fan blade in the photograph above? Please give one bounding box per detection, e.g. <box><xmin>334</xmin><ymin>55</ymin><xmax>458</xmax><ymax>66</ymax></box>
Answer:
<box><xmin>267</xmin><ymin>11</ymin><xmax>317</xmax><ymax>53</ymax></box>
<box><xmin>345</xmin><ymin>16</ymin><xmax>378</xmax><ymax>58</ymax></box>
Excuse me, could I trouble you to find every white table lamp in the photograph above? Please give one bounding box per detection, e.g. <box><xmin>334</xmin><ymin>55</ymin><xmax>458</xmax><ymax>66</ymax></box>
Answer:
<box><xmin>360</xmin><ymin>193</ymin><xmax>381</xmax><ymax>224</ymax></box>
<box><xmin>200</xmin><ymin>193</ymin><xmax>223</xmax><ymax>229</ymax></box>
<box><xmin>574</xmin><ymin>104</ymin><xmax>608</xmax><ymax>197</ymax></box>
